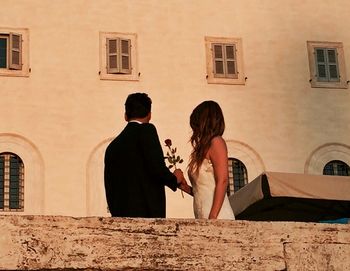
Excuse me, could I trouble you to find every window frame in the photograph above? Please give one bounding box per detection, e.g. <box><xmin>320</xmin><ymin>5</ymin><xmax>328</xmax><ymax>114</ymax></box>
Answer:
<box><xmin>0</xmin><ymin>27</ymin><xmax>29</xmax><ymax>77</ymax></box>
<box><xmin>0</xmin><ymin>152</ymin><xmax>24</xmax><ymax>212</ymax></box>
<box><xmin>0</xmin><ymin>35</ymin><xmax>9</xmax><ymax>69</ymax></box>
<box><xmin>307</xmin><ymin>41</ymin><xmax>348</xmax><ymax>89</ymax></box>
<box><xmin>99</xmin><ymin>32</ymin><xmax>138</xmax><ymax>81</ymax></box>
<box><xmin>227</xmin><ymin>158</ymin><xmax>248</xmax><ymax>196</ymax></box>
<box><xmin>205</xmin><ymin>36</ymin><xmax>245</xmax><ymax>85</ymax></box>
<box><xmin>323</xmin><ymin>160</ymin><xmax>350</xmax><ymax>176</ymax></box>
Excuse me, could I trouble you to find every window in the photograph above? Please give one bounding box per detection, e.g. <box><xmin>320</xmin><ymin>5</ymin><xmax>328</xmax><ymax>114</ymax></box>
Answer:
<box><xmin>0</xmin><ymin>153</ymin><xmax>24</xmax><ymax>211</ymax></box>
<box><xmin>99</xmin><ymin>32</ymin><xmax>138</xmax><ymax>81</ymax></box>
<box><xmin>227</xmin><ymin>158</ymin><xmax>248</xmax><ymax>196</ymax></box>
<box><xmin>205</xmin><ymin>36</ymin><xmax>245</xmax><ymax>85</ymax></box>
<box><xmin>0</xmin><ymin>33</ymin><xmax>22</xmax><ymax>70</ymax></box>
<box><xmin>107</xmin><ymin>38</ymin><xmax>131</xmax><ymax>74</ymax></box>
<box><xmin>323</xmin><ymin>160</ymin><xmax>350</xmax><ymax>176</ymax></box>
<box><xmin>307</xmin><ymin>41</ymin><xmax>348</xmax><ymax>89</ymax></box>
<box><xmin>0</xmin><ymin>28</ymin><xmax>29</xmax><ymax>77</ymax></box>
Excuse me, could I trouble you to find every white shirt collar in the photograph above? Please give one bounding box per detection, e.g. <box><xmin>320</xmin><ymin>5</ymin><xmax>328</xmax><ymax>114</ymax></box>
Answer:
<box><xmin>129</xmin><ymin>120</ymin><xmax>143</xmax><ymax>124</ymax></box>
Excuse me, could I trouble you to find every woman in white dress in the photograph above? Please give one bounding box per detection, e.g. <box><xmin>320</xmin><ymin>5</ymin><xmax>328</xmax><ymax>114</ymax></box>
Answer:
<box><xmin>188</xmin><ymin>101</ymin><xmax>235</xmax><ymax>220</ymax></box>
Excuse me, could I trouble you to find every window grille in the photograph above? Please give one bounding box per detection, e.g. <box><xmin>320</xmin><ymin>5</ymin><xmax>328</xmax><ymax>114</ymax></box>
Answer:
<box><xmin>227</xmin><ymin>158</ymin><xmax>248</xmax><ymax>196</ymax></box>
<box><xmin>0</xmin><ymin>153</ymin><xmax>24</xmax><ymax>211</ymax></box>
<box><xmin>323</xmin><ymin>160</ymin><xmax>350</xmax><ymax>176</ymax></box>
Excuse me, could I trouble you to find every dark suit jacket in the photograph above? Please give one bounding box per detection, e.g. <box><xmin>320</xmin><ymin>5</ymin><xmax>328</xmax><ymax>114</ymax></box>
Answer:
<box><xmin>104</xmin><ymin>122</ymin><xmax>178</xmax><ymax>218</ymax></box>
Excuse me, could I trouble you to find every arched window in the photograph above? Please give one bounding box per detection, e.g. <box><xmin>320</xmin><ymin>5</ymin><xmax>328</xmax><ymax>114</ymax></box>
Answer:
<box><xmin>323</xmin><ymin>160</ymin><xmax>350</xmax><ymax>176</ymax></box>
<box><xmin>227</xmin><ymin>158</ymin><xmax>248</xmax><ymax>196</ymax></box>
<box><xmin>0</xmin><ymin>153</ymin><xmax>24</xmax><ymax>211</ymax></box>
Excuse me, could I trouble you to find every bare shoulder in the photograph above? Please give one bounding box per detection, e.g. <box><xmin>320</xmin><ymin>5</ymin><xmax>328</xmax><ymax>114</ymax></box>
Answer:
<box><xmin>210</xmin><ymin>136</ymin><xmax>227</xmax><ymax>149</ymax></box>
<box><xmin>208</xmin><ymin>136</ymin><xmax>227</xmax><ymax>159</ymax></box>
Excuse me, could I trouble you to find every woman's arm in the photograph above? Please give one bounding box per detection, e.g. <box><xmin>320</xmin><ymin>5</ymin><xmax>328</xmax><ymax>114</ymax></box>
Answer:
<box><xmin>208</xmin><ymin>136</ymin><xmax>229</xmax><ymax>219</ymax></box>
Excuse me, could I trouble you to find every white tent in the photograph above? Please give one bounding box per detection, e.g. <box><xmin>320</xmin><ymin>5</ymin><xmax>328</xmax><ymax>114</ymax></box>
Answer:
<box><xmin>229</xmin><ymin>172</ymin><xmax>350</xmax><ymax>222</ymax></box>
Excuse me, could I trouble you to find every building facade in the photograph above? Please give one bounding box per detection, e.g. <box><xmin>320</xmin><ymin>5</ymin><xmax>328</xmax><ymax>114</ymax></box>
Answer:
<box><xmin>0</xmin><ymin>0</ymin><xmax>349</xmax><ymax>218</ymax></box>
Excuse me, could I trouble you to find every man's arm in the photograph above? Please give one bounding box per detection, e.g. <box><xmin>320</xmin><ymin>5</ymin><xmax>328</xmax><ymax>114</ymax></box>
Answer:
<box><xmin>140</xmin><ymin>123</ymin><xmax>178</xmax><ymax>191</ymax></box>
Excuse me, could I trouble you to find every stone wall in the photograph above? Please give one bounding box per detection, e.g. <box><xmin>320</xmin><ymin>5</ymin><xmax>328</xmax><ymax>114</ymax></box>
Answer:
<box><xmin>0</xmin><ymin>216</ymin><xmax>349</xmax><ymax>270</ymax></box>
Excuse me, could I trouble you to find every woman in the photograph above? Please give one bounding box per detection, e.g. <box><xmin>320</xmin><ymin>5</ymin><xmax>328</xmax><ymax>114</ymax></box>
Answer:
<box><xmin>188</xmin><ymin>101</ymin><xmax>235</xmax><ymax>220</ymax></box>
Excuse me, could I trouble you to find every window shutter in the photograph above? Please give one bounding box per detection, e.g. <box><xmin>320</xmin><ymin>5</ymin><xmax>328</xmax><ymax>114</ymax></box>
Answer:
<box><xmin>315</xmin><ymin>48</ymin><xmax>327</xmax><ymax>81</ymax></box>
<box><xmin>212</xmin><ymin>43</ymin><xmax>225</xmax><ymax>77</ymax></box>
<box><xmin>327</xmin><ymin>49</ymin><xmax>339</xmax><ymax>81</ymax></box>
<box><xmin>120</xmin><ymin>39</ymin><xmax>131</xmax><ymax>74</ymax></box>
<box><xmin>308</xmin><ymin>41</ymin><xmax>346</xmax><ymax>88</ymax></box>
<box><xmin>225</xmin><ymin>44</ymin><xmax>237</xmax><ymax>78</ymax></box>
<box><xmin>9</xmin><ymin>33</ymin><xmax>22</xmax><ymax>70</ymax></box>
<box><xmin>315</xmin><ymin>48</ymin><xmax>340</xmax><ymax>82</ymax></box>
<box><xmin>106</xmin><ymin>38</ymin><xmax>119</xmax><ymax>74</ymax></box>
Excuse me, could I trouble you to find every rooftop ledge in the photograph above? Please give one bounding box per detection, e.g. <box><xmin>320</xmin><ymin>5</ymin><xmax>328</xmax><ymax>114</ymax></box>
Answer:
<box><xmin>0</xmin><ymin>215</ymin><xmax>349</xmax><ymax>270</ymax></box>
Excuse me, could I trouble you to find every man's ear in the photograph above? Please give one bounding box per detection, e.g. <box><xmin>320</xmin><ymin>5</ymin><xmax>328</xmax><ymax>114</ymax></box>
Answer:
<box><xmin>124</xmin><ymin>113</ymin><xmax>128</xmax><ymax>122</ymax></box>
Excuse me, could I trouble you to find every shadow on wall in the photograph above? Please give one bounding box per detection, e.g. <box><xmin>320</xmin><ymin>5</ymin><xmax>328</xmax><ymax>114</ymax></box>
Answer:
<box><xmin>86</xmin><ymin>137</ymin><xmax>113</xmax><ymax>217</ymax></box>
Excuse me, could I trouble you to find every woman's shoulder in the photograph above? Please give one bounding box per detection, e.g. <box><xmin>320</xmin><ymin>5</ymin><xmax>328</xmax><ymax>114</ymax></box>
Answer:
<box><xmin>210</xmin><ymin>136</ymin><xmax>226</xmax><ymax>146</ymax></box>
<box><xmin>208</xmin><ymin>136</ymin><xmax>227</xmax><ymax>158</ymax></box>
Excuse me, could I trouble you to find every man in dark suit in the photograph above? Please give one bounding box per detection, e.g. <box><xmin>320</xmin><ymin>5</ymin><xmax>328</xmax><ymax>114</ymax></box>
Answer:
<box><xmin>104</xmin><ymin>92</ymin><xmax>187</xmax><ymax>218</ymax></box>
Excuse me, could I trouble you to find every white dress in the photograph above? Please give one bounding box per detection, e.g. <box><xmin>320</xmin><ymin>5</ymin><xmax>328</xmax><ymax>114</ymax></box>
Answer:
<box><xmin>189</xmin><ymin>159</ymin><xmax>235</xmax><ymax>220</ymax></box>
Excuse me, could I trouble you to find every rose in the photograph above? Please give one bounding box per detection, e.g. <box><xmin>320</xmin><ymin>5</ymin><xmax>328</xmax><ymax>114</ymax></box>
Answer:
<box><xmin>164</xmin><ymin>138</ymin><xmax>187</xmax><ymax>198</ymax></box>
<box><xmin>164</xmin><ymin>139</ymin><xmax>183</xmax><ymax>169</ymax></box>
<box><xmin>165</xmin><ymin>139</ymin><xmax>172</xmax><ymax>147</ymax></box>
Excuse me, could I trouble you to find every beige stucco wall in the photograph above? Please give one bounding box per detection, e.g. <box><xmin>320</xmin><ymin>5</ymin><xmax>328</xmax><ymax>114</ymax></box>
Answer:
<box><xmin>0</xmin><ymin>0</ymin><xmax>349</xmax><ymax>217</ymax></box>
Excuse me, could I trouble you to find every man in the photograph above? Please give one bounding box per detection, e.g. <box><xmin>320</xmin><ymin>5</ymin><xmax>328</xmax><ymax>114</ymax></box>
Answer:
<box><xmin>104</xmin><ymin>92</ymin><xmax>187</xmax><ymax>218</ymax></box>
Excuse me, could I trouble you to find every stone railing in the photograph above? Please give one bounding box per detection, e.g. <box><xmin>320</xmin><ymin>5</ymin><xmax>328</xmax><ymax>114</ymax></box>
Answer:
<box><xmin>0</xmin><ymin>215</ymin><xmax>349</xmax><ymax>270</ymax></box>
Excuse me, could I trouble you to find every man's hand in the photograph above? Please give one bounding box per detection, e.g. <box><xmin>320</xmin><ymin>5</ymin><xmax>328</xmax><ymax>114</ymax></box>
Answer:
<box><xmin>173</xmin><ymin>169</ymin><xmax>185</xmax><ymax>184</ymax></box>
<box><xmin>173</xmin><ymin>169</ymin><xmax>193</xmax><ymax>196</ymax></box>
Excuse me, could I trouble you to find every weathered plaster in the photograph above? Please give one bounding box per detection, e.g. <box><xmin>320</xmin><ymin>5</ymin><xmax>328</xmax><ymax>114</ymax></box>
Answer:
<box><xmin>0</xmin><ymin>216</ymin><xmax>349</xmax><ymax>270</ymax></box>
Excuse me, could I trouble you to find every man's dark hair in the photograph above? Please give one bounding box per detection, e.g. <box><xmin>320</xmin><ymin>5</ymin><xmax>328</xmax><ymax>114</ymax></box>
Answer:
<box><xmin>125</xmin><ymin>93</ymin><xmax>152</xmax><ymax>119</ymax></box>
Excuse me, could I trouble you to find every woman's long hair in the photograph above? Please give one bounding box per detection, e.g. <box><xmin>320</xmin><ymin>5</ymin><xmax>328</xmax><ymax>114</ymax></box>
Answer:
<box><xmin>188</xmin><ymin>101</ymin><xmax>225</xmax><ymax>175</ymax></box>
